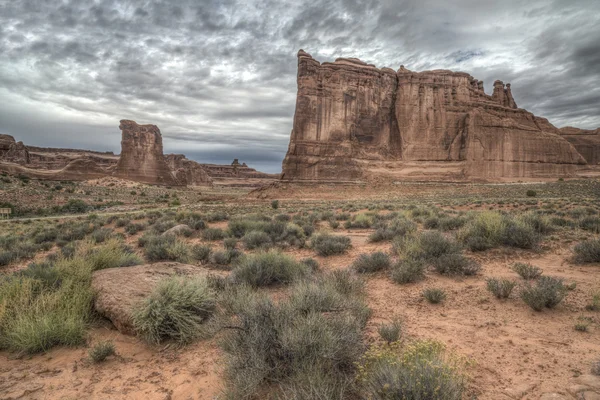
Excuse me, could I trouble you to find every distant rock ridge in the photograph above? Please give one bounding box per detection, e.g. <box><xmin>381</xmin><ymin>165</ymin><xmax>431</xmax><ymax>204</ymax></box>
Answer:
<box><xmin>559</xmin><ymin>126</ymin><xmax>600</xmax><ymax>165</ymax></box>
<box><xmin>282</xmin><ymin>50</ymin><xmax>588</xmax><ymax>181</ymax></box>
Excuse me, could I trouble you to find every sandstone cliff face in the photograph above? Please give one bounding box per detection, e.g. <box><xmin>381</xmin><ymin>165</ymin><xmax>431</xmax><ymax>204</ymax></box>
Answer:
<box><xmin>113</xmin><ymin>120</ymin><xmax>180</xmax><ymax>186</ymax></box>
<box><xmin>282</xmin><ymin>50</ymin><xmax>586</xmax><ymax>181</ymax></box>
<box><xmin>0</xmin><ymin>134</ymin><xmax>30</xmax><ymax>164</ymax></box>
<box><xmin>559</xmin><ymin>127</ymin><xmax>600</xmax><ymax>165</ymax></box>
<box><xmin>164</xmin><ymin>154</ymin><xmax>213</xmax><ymax>186</ymax></box>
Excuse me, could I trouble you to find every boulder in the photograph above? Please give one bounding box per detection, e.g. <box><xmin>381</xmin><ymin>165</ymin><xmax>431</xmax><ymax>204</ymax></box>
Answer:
<box><xmin>281</xmin><ymin>50</ymin><xmax>587</xmax><ymax>182</ymax></box>
<box><xmin>113</xmin><ymin>120</ymin><xmax>181</xmax><ymax>186</ymax></box>
<box><xmin>91</xmin><ymin>263</ymin><xmax>210</xmax><ymax>334</ymax></box>
<box><xmin>162</xmin><ymin>224</ymin><xmax>192</xmax><ymax>236</ymax></box>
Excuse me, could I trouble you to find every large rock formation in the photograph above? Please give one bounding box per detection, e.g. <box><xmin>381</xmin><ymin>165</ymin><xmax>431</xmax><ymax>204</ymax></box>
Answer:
<box><xmin>0</xmin><ymin>134</ymin><xmax>30</xmax><ymax>164</ymax></box>
<box><xmin>281</xmin><ymin>50</ymin><xmax>587</xmax><ymax>182</ymax></box>
<box><xmin>113</xmin><ymin>120</ymin><xmax>181</xmax><ymax>186</ymax></box>
<box><xmin>559</xmin><ymin>127</ymin><xmax>600</xmax><ymax>165</ymax></box>
<box><xmin>164</xmin><ymin>154</ymin><xmax>213</xmax><ymax>186</ymax></box>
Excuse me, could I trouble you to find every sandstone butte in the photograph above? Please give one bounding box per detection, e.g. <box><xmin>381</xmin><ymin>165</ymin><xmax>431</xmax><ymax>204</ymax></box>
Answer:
<box><xmin>0</xmin><ymin>120</ymin><xmax>275</xmax><ymax>186</ymax></box>
<box><xmin>281</xmin><ymin>50</ymin><xmax>597</xmax><ymax>182</ymax></box>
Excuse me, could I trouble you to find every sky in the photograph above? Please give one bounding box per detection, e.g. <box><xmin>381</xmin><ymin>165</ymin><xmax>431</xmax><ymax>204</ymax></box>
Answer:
<box><xmin>0</xmin><ymin>0</ymin><xmax>599</xmax><ymax>173</ymax></box>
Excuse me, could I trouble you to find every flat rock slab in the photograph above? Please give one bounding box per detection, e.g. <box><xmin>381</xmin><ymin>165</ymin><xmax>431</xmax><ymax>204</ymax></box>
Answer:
<box><xmin>92</xmin><ymin>262</ymin><xmax>210</xmax><ymax>335</ymax></box>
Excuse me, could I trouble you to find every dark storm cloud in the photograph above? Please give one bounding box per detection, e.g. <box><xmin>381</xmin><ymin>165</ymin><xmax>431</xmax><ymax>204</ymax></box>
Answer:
<box><xmin>0</xmin><ymin>0</ymin><xmax>599</xmax><ymax>173</ymax></box>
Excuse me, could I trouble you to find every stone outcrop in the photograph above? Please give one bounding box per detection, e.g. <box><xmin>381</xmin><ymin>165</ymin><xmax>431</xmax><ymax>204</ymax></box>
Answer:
<box><xmin>113</xmin><ymin>120</ymin><xmax>181</xmax><ymax>186</ymax></box>
<box><xmin>559</xmin><ymin>126</ymin><xmax>600</xmax><ymax>165</ymax></box>
<box><xmin>281</xmin><ymin>50</ymin><xmax>587</xmax><ymax>182</ymax></box>
<box><xmin>164</xmin><ymin>154</ymin><xmax>213</xmax><ymax>186</ymax></box>
<box><xmin>91</xmin><ymin>262</ymin><xmax>211</xmax><ymax>334</ymax></box>
<box><xmin>0</xmin><ymin>134</ymin><xmax>30</xmax><ymax>164</ymax></box>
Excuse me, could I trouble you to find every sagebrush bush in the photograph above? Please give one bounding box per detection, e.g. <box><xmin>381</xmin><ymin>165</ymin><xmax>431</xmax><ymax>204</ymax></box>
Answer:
<box><xmin>143</xmin><ymin>234</ymin><xmax>191</xmax><ymax>263</ymax></box>
<box><xmin>344</xmin><ymin>213</ymin><xmax>373</xmax><ymax>229</ymax></box>
<box><xmin>242</xmin><ymin>230</ymin><xmax>271</xmax><ymax>249</ymax></box>
<box><xmin>91</xmin><ymin>228</ymin><xmax>112</xmax><ymax>243</ymax></box>
<box><xmin>378</xmin><ymin>320</ymin><xmax>402</xmax><ymax>343</ymax></box>
<box><xmin>521</xmin><ymin>276</ymin><xmax>567</xmax><ymax>311</ymax></box>
<box><xmin>88</xmin><ymin>340</ymin><xmax>116</xmax><ymax>363</ymax></box>
<box><xmin>391</xmin><ymin>258</ymin><xmax>426</xmax><ymax>284</ymax></box>
<box><xmin>511</xmin><ymin>262</ymin><xmax>542</xmax><ymax>280</ymax></box>
<box><xmin>191</xmin><ymin>244</ymin><xmax>212</xmax><ymax>262</ymax></box>
<box><xmin>231</xmin><ymin>251</ymin><xmax>311</xmax><ymax>287</ymax></box>
<box><xmin>423</xmin><ymin>288</ymin><xmax>446</xmax><ymax>304</ymax></box>
<box><xmin>311</xmin><ymin>233</ymin><xmax>352</xmax><ymax>256</ymax></box>
<box><xmin>431</xmin><ymin>253</ymin><xmax>481</xmax><ymax>276</ymax></box>
<box><xmin>351</xmin><ymin>252</ymin><xmax>391</xmax><ymax>273</ymax></box>
<box><xmin>202</xmin><ymin>228</ymin><xmax>226</xmax><ymax>241</ymax></box>
<box><xmin>210</xmin><ymin>249</ymin><xmax>241</xmax><ymax>268</ymax></box>
<box><xmin>358</xmin><ymin>340</ymin><xmax>465</xmax><ymax>400</ymax></box>
<box><xmin>368</xmin><ymin>218</ymin><xmax>416</xmax><ymax>242</ymax></box>
<box><xmin>486</xmin><ymin>278</ymin><xmax>516</xmax><ymax>299</ymax></box>
<box><xmin>573</xmin><ymin>239</ymin><xmax>600</xmax><ymax>263</ymax></box>
<box><xmin>220</xmin><ymin>272</ymin><xmax>367</xmax><ymax>399</ymax></box>
<box><xmin>132</xmin><ymin>276</ymin><xmax>215</xmax><ymax>344</ymax></box>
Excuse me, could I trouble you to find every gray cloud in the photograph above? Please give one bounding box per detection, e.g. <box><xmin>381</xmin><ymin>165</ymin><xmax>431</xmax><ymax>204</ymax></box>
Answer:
<box><xmin>0</xmin><ymin>0</ymin><xmax>599</xmax><ymax>173</ymax></box>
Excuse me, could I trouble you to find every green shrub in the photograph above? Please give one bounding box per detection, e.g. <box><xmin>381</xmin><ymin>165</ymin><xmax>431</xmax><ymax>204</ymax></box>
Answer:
<box><xmin>368</xmin><ymin>218</ymin><xmax>416</xmax><ymax>242</ymax></box>
<box><xmin>521</xmin><ymin>276</ymin><xmax>567</xmax><ymax>311</ymax></box>
<box><xmin>378</xmin><ymin>320</ymin><xmax>402</xmax><ymax>343</ymax></box>
<box><xmin>431</xmin><ymin>253</ymin><xmax>480</xmax><ymax>276</ymax></box>
<box><xmin>91</xmin><ymin>228</ymin><xmax>112</xmax><ymax>243</ymax></box>
<box><xmin>242</xmin><ymin>230</ymin><xmax>272</xmax><ymax>249</ymax></box>
<box><xmin>202</xmin><ymin>228</ymin><xmax>226</xmax><ymax>241</ymax></box>
<box><xmin>132</xmin><ymin>276</ymin><xmax>215</xmax><ymax>344</ymax></box>
<box><xmin>17</xmin><ymin>261</ymin><xmax>61</xmax><ymax>289</ymax></box>
<box><xmin>351</xmin><ymin>252</ymin><xmax>391</xmax><ymax>273</ymax></box>
<box><xmin>390</xmin><ymin>258</ymin><xmax>426</xmax><ymax>284</ymax></box>
<box><xmin>143</xmin><ymin>234</ymin><xmax>191</xmax><ymax>263</ymax></box>
<box><xmin>89</xmin><ymin>340</ymin><xmax>116</xmax><ymax>363</ymax></box>
<box><xmin>210</xmin><ymin>249</ymin><xmax>242</xmax><ymax>268</ymax></box>
<box><xmin>274</xmin><ymin>213</ymin><xmax>291</xmax><ymax>222</ymax></box>
<box><xmin>223</xmin><ymin>237</ymin><xmax>238</xmax><ymax>250</ymax></box>
<box><xmin>586</xmin><ymin>291</ymin><xmax>600</xmax><ymax>311</ymax></box>
<box><xmin>423</xmin><ymin>288</ymin><xmax>446</xmax><ymax>304</ymax></box>
<box><xmin>344</xmin><ymin>213</ymin><xmax>373</xmax><ymax>229</ymax></box>
<box><xmin>511</xmin><ymin>262</ymin><xmax>542</xmax><ymax>279</ymax></box>
<box><xmin>300</xmin><ymin>257</ymin><xmax>319</xmax><ymax>272</ymax></box>
<box><xmin>33</xmin><ymin>229</ymin><xmax>58</xmax><ymax>244</ymax></box>
<box><xmin>271</xmin><ymin>200</ymin><xmax>279</xmax><ymax>209</ymax></box>
<box><xmin>115</xmin><ymin>218</ymin><xmax>130</xmax><ymax>228</ymax></box>
<box><xmin>526</xmin><ymin>190</ymin><xmax>537</xmax><ymax>197</ymax></box>
<box><xmin>220</xmin><ymin>272</ymin><xmax>367</xmax><ymax>399</ymax></box>
<box><xmin>359</xmin><ymin>340</ymin><xmax>465</xmax><ymax>400</ymax></box>
<box><xmin>125</xmin><ymin>223</ymin><xmax>145</xmax><ymax>235</ymax></box>
<box><xmin>311</xmin><ymin>233</ymin><xmax>352</xmax><ymax>256</ymax></box>
<box><xmin>579</xmin><ymin>216</ymin><xmax>600</xmax><ymax>233</ymax></box>
<box><xmin>573</xmin><ymin>239</ymin><xmax>600</xmax><ymax>263</ymax></box>
<box><xmin>191</xmin><ymin>244</ymin><xmax>212</xmax><ymax>263</ymax></box>
<box><xmin>231</xmin><ymin>251</ymin><xmax>311</xmax><ymax>287</ymax></box>
<box><xmin>486</xmin><ymin>278</ymin><xmax>516</xmax><ymax>299</ymax></box>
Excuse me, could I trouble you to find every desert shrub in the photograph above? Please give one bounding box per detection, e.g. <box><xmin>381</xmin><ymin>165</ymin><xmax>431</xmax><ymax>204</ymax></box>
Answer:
<box><xmin>378</xmin><ymin>320</ymin><xmax>402</xmax><ymax>343</ymax></box>
<box><xmin>520</xmin><ymin>212</ymin><xmax>553</xmax><ymax>234</ymax></box>
<box><xmin>592</xmin><ymin>360</ymin><xmax>600</xmax><ymax>376</ymax></box>
<box><xmin>344</xmin><ymin>213</ymin><xmax>373</xmax><ymax>229</ymax></box>
<box><xmin>91</xmin><ymin>228</ymin><xmax>112</xmax><ymax>243</ymax></box>
<box><xmin>151</xmin><ymin>219</ymin><xmax>176</xmax><ymax>234</ymax></box>
<box><xmin>271</xmin><ymin>200</ymin><xmax>279</xmax><ymax>209</ymax></box>
<box><xmin>423</xmin><ymin>288</ymin><xmax>446</xmax><ymax>304</ymax></box>
<box><xmin>526</xmin><ymin>190</ymin><xmax>537</xmax><ymax>197</ymax></box>
<box><xmin>300</xmin><ymin>257</ymin><xmax>319</xmax><ymax>272</ymax></box>
<box><xmin>205</xmin><ymin>211</ymin><xmax>228</xmax><ymax>222</ymax></box>
<box><xmin>223</xmin><ymin>237</ymin><xmax>238</xmax><ymax>250</ymax></box>
<box><xmin>511</xmin><ymin>262</ymin><xmax>542</xmax><ymax>280</ymax></box>
<box><xmin>329</xmin><ymin>219</ymin><xmax>340</xmax><ymax>229</ymax></box>
<box><xmin>586</xmin><ymin>291</ymin><xmax>600</xmax><ymax>311</ymax></box>
<box><xmin>351</xmin><ymin>252</ymin><xmax>391</xmax><ymax>273</ymax></box>
<box><xmin>220</xmin><ymin>272</ymin><xmax>367</xmax><ymax>399</ymax></box>
<box><xmin>186</xmin><ymin>218</ymin><xmax>206</xmax><ymax>230</ymax></box>
<box><xmin>335</xmin><ymin>212</ymin><xmax>351</xmax><ymax>221</ymax></box>
<box><xmin>191</xmin><ymin>244</ymin><xmax>212</xmax><ymax>262</ymax></box>
<box><xmin>521</xmin><ymin>276</ymin><xmax>567</xmax><ymax>311</ymax></box>
<box><xmin>274</xmin><ymin>213</ymin><xmax>291</xmax><ymax>222</ymax></box>
<box><xmin>458</xmin><ymin>211</ymin><xmax>541</xmax><ymax>251</ymax></box>
<box><xmin>125</xmin><ymin>223</ymin><xmax>145</xmax><ymax>235</ymax></box>
<box><xmin>88</xmin><ymin>340</ymin><xmax>116</xmax><ymax>363</ymax></box>
<box><xmin>399</xmin><ymin>231</ymin><xmax>462</xmax><ymax>261</ymax></box>
<box><xmin>423</xmin><ymin>216</ymin><xmax>440</xmax><ymax>229</ymax></box>
<box><xmin>242</xmin><ymin>230</ymin><xmax>271</xmax><ymax>249</ymax></box>
<box><xmin>228</xmin><ymin>217</ymin><xmax>269</xmax><ymax>238</ymax></box>
<box><xmin>579</xmin><ymin>216</ymin><xmax>600</xmax><ymax>233</ymax></box>
<box><xmin>81</xmin><ymin>239</ymin><xmax>142</xmax><ymax>270</ymax></box>
<box><xmin>368</xmin><ymin>218</ymin><xmax>416</xmax><ymax>242</ymax></box>
<box><xmin>132</xmin><ymin>276</ymin><xmax>216</xmax><ymax>344</ymax></box>
<box><xmin>358</xmin><ymin>340</ymin><xmax>465</xmax><ymax>400</ymax></box>
<box><xmin>231</xmin><ymin>251</ymin><xmax>311</xmax><ymax>287</ymax></box>
<box><xmin>391</xmin><ymin>258</ymin><xmax>426</xmax><ymax>284</ymax></box>
<box><xmin>202</xmin><ymin>228</ymin><xmax>226</xmax><ymax>241</ymax></box>
<box><xmin>573</xmin><ymin>239</ymin><xmax>600</xmax><ymax>263</ymax></box>
<box><xmin>0</xmin><ymin>251</ymin><xmax>16</xmax><ymax>266</ymax></box>
<box><xmin>486</xmin><ymin>278</ymin><xmax>516</xmax><ymax>299</ymax></box>
<box><xmin>210</xmin><ymin>249</ymin><xmax>242</xmax><ymax>268</ymax></box>
<box><xmin>17</xmin><ymin>261</ymin><xmax>61</xmax><ymax>289</ymax></box>
<box><xmin>431</xmin><ymin>253</ymin><xmax>480</xmax><ymax>276</ymax></box>
<box><xmin>115</xmin><ymin>218</ymin><xmax>130</xmax><ymax>228</ymax></box>
<box><xmin>311</xmin><ymin>233</ymin><xmax>352</xmax><ymax>256</ymax></box>
<box><xmin>33</xmin><ymin>229</ymin><xmax>58</xmax><ymax>244</ymax></box>
<box><xmin>438</xmin><ymin>215</ymin><xmax>467</xmax><ymax>231</ymax></box>
<box><xmin>143</xmin><ymin>234</ymin><xmax>191</xmax><ymax>263</ymax></box>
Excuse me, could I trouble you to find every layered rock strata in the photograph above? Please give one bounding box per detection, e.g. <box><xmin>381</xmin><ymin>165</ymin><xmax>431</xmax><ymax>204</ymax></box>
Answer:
<box><xmin>281</xmin><ymin>50</ymin><xmax>587</xmax><ymax>181</ymax></box>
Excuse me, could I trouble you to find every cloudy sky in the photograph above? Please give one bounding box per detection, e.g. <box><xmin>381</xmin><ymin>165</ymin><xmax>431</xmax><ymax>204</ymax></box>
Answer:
<box><xmin>1</xmin><ymin>0</ymin><xmax>599</xmax><ymax>173</ymax></box>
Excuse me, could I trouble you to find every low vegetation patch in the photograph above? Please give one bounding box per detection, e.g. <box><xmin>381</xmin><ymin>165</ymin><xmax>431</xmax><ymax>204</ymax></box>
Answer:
<box><xmin>231</xmin><ymin>250</ymin><xmax>311</xmax><ymax>287</ymax></box>
<box><xmin>521</xmin><ymin>276</ymin><xmax>567</xmax><ymax>311</ymax></box>
<box><xmin>352</xmin><ymin>252</ymin><xmax>391</xmax><ymax>273</ymax></box>
<box><xmin>486</xmin><ymin>278</ymin><xmax>516</xmax><ymax>299</ymax></box>
<box><xmin>88</xmin><ymin>340</ymin><xmax>116</xmax><ymax>363</ymax></box>
<box><xmin>511</xmin><ymin>262</ymin><xmax>542</xmax><ymax>280</ymax></box>
<box><xmin>142</xmin><ymin>234</ymin><xmax>191</xmax><ymax>263</ymax></box>
<box><xmin>573</xmin><ymin>239</ymin><xmax>600</xmax><ymax>263</ymax></box>
<box><xmin>310</xmin><ymin>233</ymin><xmax>352</xmax><ymax>256</ymax></box>
<box><xmin>423</xmin><ymin>288</ymin><xmax>446</xmax><ymax>304</ymax></box>
<box><xmin>132</xmin><ymin>276</ymin><xmax>216</xmax><ymax>344</ymax></box>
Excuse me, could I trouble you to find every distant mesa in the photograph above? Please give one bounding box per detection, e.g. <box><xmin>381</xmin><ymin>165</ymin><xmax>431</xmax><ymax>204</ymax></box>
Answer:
<box><xmin>0</xmin><ymin>121</ymin><xmax>276</xmax><ymax>187</ymax></box>
<box><xmin>282</xmin><ymin>49</ymin><xmax>598</xmax><ymax>182</ymax></box>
